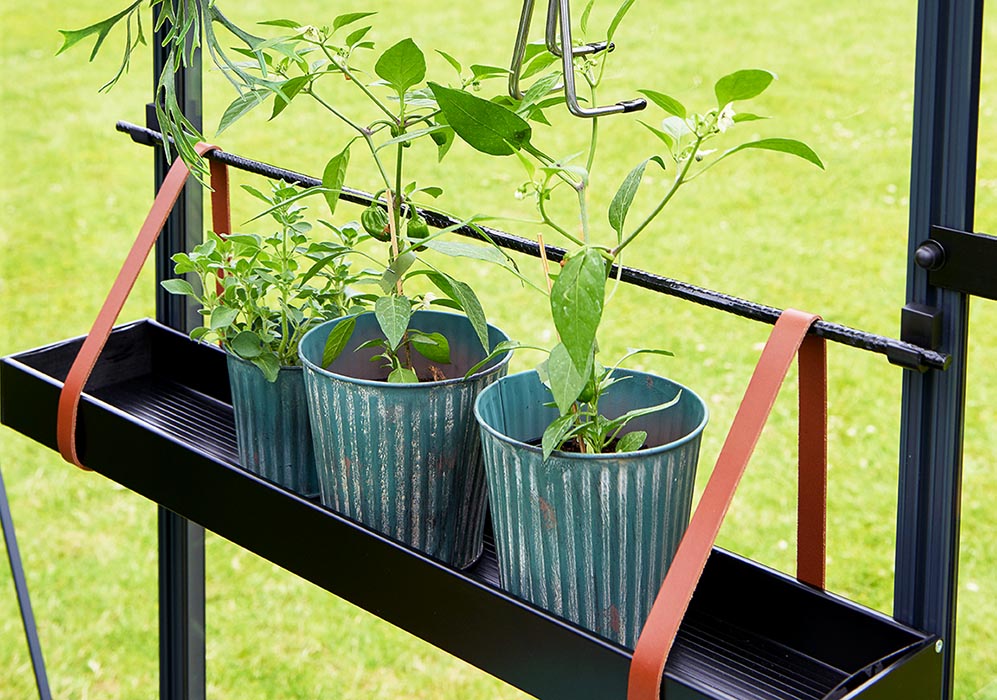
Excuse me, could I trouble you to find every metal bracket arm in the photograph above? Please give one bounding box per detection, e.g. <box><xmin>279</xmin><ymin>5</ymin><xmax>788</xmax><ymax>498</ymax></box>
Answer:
<box><xmin>914</xmin><ymin>225</ymin><xmax>997</xmax><ymax>300</ymax></box>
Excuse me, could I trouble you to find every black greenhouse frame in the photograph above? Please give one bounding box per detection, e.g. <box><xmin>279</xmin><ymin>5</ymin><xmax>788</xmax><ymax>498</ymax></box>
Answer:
<box><xmin>2</xmin><ymin>1</ymin><xmax>991</xmax><ymax>699</ymax></box>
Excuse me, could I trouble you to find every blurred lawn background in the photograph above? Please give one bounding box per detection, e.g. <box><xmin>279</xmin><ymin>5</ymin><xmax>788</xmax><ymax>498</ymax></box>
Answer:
<box><xmin>0</xmin><ymin>1</ymin><xmax>995</xmax><ymax>698</ymax></box>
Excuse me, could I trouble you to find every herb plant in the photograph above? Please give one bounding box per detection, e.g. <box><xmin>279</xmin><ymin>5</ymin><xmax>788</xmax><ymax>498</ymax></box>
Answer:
<box><xmin>435</xmin><ymin>3</ymin><xmax>824</xmax><ymax>458</ymax></box>
<box><xmin>161</xmin><ymin>181</ymin><xmax>362</xmax><ymax>381</ymax></box>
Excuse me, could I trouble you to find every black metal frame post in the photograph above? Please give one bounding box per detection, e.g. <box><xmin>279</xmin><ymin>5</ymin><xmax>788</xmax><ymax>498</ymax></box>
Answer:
<box><xmin>897</xmin><ymin>0</ymin><xmax>984</xmax><ymax>697</ymax></box>
<box><xmin>152</xmin><ymin>9</ymin><xmax>206</xmax><ymax>700</ymax></box>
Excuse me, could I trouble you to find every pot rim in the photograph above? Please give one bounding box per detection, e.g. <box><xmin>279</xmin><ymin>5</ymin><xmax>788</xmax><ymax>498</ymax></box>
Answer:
<box><xmin>299</xmin><ymin>310</ymin><xmax>512</xmax><ymax>389</ymax></box>
<box><xmin>226</xmin><ymin>351</ymin><xmax>303</xmax><ymax>373</ymax></box>
<box><xmin>474</xmin><ymin>368</ymin><xmax>709</xmax><ymax>459</ymax></box>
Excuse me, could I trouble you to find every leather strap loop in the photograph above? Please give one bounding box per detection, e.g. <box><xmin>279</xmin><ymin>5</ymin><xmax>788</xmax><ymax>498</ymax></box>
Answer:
<box><xmin>57</xmin><ymin>143</ymin><xmax>226</xmax><ymax>469</ymax></box>
<box><xmin>627</xmin><ymin>309</ymin><xmax>826</xmax><ymax>700</ymax></box>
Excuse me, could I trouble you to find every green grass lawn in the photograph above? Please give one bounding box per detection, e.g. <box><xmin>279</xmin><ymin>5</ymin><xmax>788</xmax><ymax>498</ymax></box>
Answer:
<box><xmin>1</xmin><ymin>1</ymin><xmax>995</xmax><ymax>698</ymax></box>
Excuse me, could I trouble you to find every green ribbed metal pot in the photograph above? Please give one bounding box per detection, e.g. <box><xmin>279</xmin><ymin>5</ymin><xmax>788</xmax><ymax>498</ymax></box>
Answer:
<box><xmin>474</xmin><ymin>369</ymin><xmax>708</xmax><ymax>648</ymax></box>
<box><xmin>299</xmin><ymin>310</ymin><xmax>511</xmax><ymax>569</ymax></box>
<box><xmin>227</xmin><ymin>354</ymin><xmax>319</xmax><ymax>497</ymax></box>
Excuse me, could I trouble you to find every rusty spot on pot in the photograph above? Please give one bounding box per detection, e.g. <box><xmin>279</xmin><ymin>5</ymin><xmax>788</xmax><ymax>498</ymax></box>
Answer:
<box><xmin>606</xmin><ymin>604</ymin><xmax>622</xmax><ymax>635</ymax></box>
<box><xmin>537</xmin><ymin>496</ymin><xmax>557</xmax><ymax>531</ymax></box>
<box><xmin>342</xmin><ymin>456</ymin><xmax>351</xmax><ymax>478</ymax></box>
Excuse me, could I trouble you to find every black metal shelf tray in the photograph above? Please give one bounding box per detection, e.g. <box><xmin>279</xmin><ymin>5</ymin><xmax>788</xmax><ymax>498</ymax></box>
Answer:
<box><xmin>0</xmin><ymin>320</ymin><xmax>942</xmax><ymax>699</ymax></box>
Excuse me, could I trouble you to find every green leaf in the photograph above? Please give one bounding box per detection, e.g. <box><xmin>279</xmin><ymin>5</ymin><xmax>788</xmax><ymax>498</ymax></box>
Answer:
<box><xmin>436</xmin><ymin>49</ymin><xmax>462</xmax><ymax>75</ymax></box>
<box><xmin>374</xmin><ymin>295</ymin><xmax>412</xmax><ymax>350</ymax></box>
<box><xmin>388</xmin><ymin>366</ymin><xmax>419</xmax><ymax>383</ymax></box>
<box><xmin>57</xmin><ymin>1</ymin><xmax>142</xmax><ymax>60</ymax></box>
<box><xmin>580</xmin><ymin>0</ymin><xmax>596</xmax><ymax>33</ymax></box>
<box><xmin>637</xmin><ymin>89</ymin><xmax>686</xmax><ymax>118</ymax></box>
<box><xmin>470</xmin><ymin>64</ymin><xmax>511</xmax><ymax>80</ymax></box>
<box><xmin>615</xmin><ymin>430</ymin><xmax>647</xmax><ymax>453</ymax></box>
<box><xmin>429</xmin><ymin>83</ymin><xmax>532</xmax><ymax>156</ymax></box>
<box><xmin>253</xmin><ymin>353</ymin><xmax>281</xmax><ymax>383</ymax></box>
<box><xmin>521</xmin><ymin>52</ymin><xmax>559</xmax><ymax>81</ymax></box>
<box><xmin>346</xmin><ymin>25</ymin><xmax>373</xmax><ymax>47</ymax></box>
<box><xmin>333</xmin><ymin>12</ymin><xmax>377</xmax><ymax>31</ymax></box>
<box><xmin>463</xmin><ymin>340</ymin><xmax>523</xmax><ymax>378</ymax></box>
<box><xmin>448</xmin><ymin>278</ymin><xmax>490</xmax><ymax>352</ymax></box>
<box><xmin>218</xmin><ymin>90</ymin><xmax>269</xmax><ymax>134</ymax></box>
<box><xmin>410</xmin><ymin>331</ymin><xmax>451</xmax><ymax>364</ymax></box>
<box><xmin>258</xmin><ymin>19</ymin><xmax>301</xmax><ymax>28</ymax></box>
<box><xmin>231</xmin><ymin>330</ymin><xmax>264</xmax><ymax>359</ymax></box>
<box><xmin>733</xmin><ymin>112</ymin><xmax>769</xmax><ymax>123</ymax></box>
<box><xmin>550</xmin><ymin>247</ymin><xmax>608</xmax><ymax>373</ymax></box>
<box><xmin>607</xmin><ymin>0</ymin><xmax>638</xmax><ymax>42</ymax></box>
<box><xmin>638</xmin><ymin>120</ymin><xmax>674</xmax><ymax>150</ymax></box>
<box><xmin>608</xmin><ymin>156</ymin><xmax>666</xmax><ymax>239</ymax></box>
<box><xmin>714</xmin><ymin>69</ymin><xmax>776</xmax><ymax>107</ymax></box>
<box><xmin>422</xmin><ymin>239</ymin><xmax>506</xmax><ymax>266</ymax></box>
<box><xmin>321</xmin><ymin>143</ymin><xmax>351</xmax><ymax>217</ymax></box>
<box><xmin>210</xmin><ymin>306</ymin><xmax>239</xmax><ymax>331</ymax></box>
<box><xmin>519</xmin><ymin>73</ymin><xmax>562</xmax><ymax>113</ymax></box>
<box><xmin>547</xmin><ymin>343</ymin><xmax>591</xmax><ymax>414</ymax></box>
<box><xmin>161</xmin><ymin>278</ymin><xmax>196</xmax><ymax>297</ymax></box>
<box><xmin>322</xmin><ymin>315</ymin><xmax>357</xmax><ymax>367</ymax></box>
<box><xmin>375</xmin><ymin>38</ymin><xmax>426</xmax><ymax>94</ymax></box>
<box><xmin>718</xmin><ymin>138</ymin><xmax>824</xmax><ymax>169</ymax></box>
<box><xmin>270</xmin><ymin>75</ymin><xmax>310</xmax><ymax>120</ymax></box>
<box><xmin>542</xmin><ymin>413</ymin><xmax>577</xmax><ymax>461</ymax></box>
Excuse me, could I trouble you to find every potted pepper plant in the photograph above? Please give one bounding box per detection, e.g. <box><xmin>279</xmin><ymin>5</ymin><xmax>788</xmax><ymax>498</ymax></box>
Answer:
<box><xmin>431</xmin><ymin>3</ymin><xmax>824</xmax><ymax>646</ymax></box>
<box><xmin>60</xmin><ymin>2</ymin><xmax>523</xmax><ymax>567</ymax></box>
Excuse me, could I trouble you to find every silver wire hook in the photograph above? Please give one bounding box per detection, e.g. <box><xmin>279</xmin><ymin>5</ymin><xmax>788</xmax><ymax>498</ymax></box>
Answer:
<box><xmin>509</xmin><ymin>0</ymin><xmax>646</xmax><ymax>118</ymax></box>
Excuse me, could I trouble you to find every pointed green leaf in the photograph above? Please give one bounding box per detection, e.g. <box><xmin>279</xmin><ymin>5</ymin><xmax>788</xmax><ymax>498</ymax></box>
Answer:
<box><xmin>463</xmin><ymin>340</ymin><xmax>523</xmax><ymax>378</ymax></box>
<box><xmin>231</xmin><ymin>330</ymin><xmax>264</xmax><ymax>359</ymax></box>
<box><xmin>333</xmin><ymin>12</ymin><xmax>377</xmax><ymax>31</ymax></box>
<box><xmin>448</xmin><ymin>277</ymin><xmax>490</xmax><ymax>352</ymax></box>
<box><xmin>637</xmin><ymin>89</ymin><xmax>686</xmax><ymax>118</ymax></box>
<box><xmin>429</xmin><ymin>83</ymin><xmax>532</xmax><ymax>156</ymax></box>
<box><xmin>542</xmin><ymin>413</ymin><xmax>577</xmax><ymax>460</ymax></box>
<box><xmin>547</xmin><ymin>343</ymin><xmax>591</xmax><ymax>414</ymax></box>
<box><xmin>638</xmin><ymin>120</ymin><xmax>674</xmax><ymax>150</ymax></box>
<box><xmin>321</xmin><ymin>143</ymin><xmax>351</xmax><ymax>217</ymax></box>
<box><xmin>210</xmin><ymin>306</ymin><xmax>239</xmax><ymax>331</ymax></box>
<box><xmin>322</xmin><ymin>315</ymin><xmax>357</xmax><ymax>367</ymax></box>
<box><xmin>733</xmin><ymin>112</ymin><xmax>769</xmax><ymax>123</ymax></box>
<box><xmin>550</xmin><ymin>247</ymin><xmax>608</xmax><ymax>373</ymax></box>
<box><xmin>346</xmin><ymin>25</ymin><xmax>373</xmax><ymax>47</ymax></box>
<box><xmin>580</xmin><ymin>0</ymin><xmax>596</xmax><ymax>32</ymax></box>
<box><xmin>714</xmin><ymin>69</ymin><xmax>776</xmax><ymax>107</ymax></box>
<box><xmin>609</xmin><ymin>156</ymin><xmax>666</xmax><ymax>239</ymax></box>
<box><xmin>375</xmin><ymin>38</ymin><xmax>426</xmax><ymax>94</ymax></box>
<box><xmin>161</xmin><ymin>278</ymin><xmax>196</xmax><ymax>297</ymax></box>
<box><xmin>218</xmin><ymin>90</ymin><xmax>269</xmax><ymax>134</ymax></box>
<box><xmin>607</xmin><ymin>0</ymin><xmax>638</xmax><ymax>42</ymax></box>
<box><xmin>258</xmin><ymin>18</ymin><xmax>301</xmax><ymax>28</ymax></box>
<box><xmin>615</xmin><ymin>430</ymin><xmax>647</xmax><ymax>453</ymax></box>
<box><xmin>270</xmin><ymin>75</ymin><xmax>309</xmax><ymax>120</ymax></box>
<box><xmin>410</xmin><ymin>331</ymin><xmax>451</xmax><ymax>364</ymax></box>
<box><xmin>422</xmin><ymin>239</ymin><xmax>506</xmax><ymax>266</ymax></box>
<box><xmin>374</xmin><ymin>295</ymin><xmax>412</xmax><ymax>350</ymax></box>
<box><xmin>719</xmin><ymin>138</ymin><xmax>824</xmax><ymax>169</ymax></box>
<box><xmin>57</xmin><ymin>1</ymin><xmax>142</xmax><ymax>60</ymax></box>
<box><xmin>388</xmin><ymin>366</ymin><xmax>419</xmax><ymax>383</ymax></box>
<box><xmin>436</xmin><ymin>49</ymin><xmax>462</xmax><ymax>75</ymax></box>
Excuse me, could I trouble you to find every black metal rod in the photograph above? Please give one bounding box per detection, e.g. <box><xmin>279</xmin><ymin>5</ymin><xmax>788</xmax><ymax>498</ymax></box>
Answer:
<box><xmin>116</xmin><ymin>120</ymin><xmax>950</xmax><ymax>373</ymax></box>
<box><xmin>0</xmin><ymin>464</ymin><xmax>52</xmax><ymax>700</ymax></box>
<box><xmin>151</xmin><ymin>12</ymin><xmax>207</xmax><ymax>700</ymax></box>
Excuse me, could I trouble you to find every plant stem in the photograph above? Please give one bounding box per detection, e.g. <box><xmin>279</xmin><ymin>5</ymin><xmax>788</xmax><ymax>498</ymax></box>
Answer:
<box><xmin>317</xmin><ymin>43</ymin><xmax>398</xmax><ymax>124</ymax></box>
<box><xmin>538</xmin><ymin>194</ymin><xmax>583</xmax><ymax>246</ymax></box>
<box><xmin>308</xmin><ymin>90</ymin><xmax>394</xmax><ymax>192</ymax></box>
<box><xmin>613</xmin><ymin>133</ymin><xmax>705</xmax><ymax>257</ymax></box>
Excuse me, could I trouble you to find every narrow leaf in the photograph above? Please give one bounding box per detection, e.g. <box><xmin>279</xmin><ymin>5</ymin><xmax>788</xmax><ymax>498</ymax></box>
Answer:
<box><xmin>714</xmin><ymin>69</ymin><xmax>776</xmax><ymax>107</ymax></box>
<box><xmin>550</xmin><ymin>247</ymin><xmax>608</xmax><ymax>373</ymax></box>
<box><xmin>375</xmin><ymin>38</ymin><xmax>426</xmax><ymax>94</ymax></box>
<box><xmin>270</xmin><ymin>75</ymin><xmax>309</xmax><ymax>120</ymax></box>
<box><xmin>637</xmin><ymin>89</ymin><xmax>686</xmax><ymax>118</ymax></box>
<box><xmin>608</xmin><ymin>156</ymin><xmax>666</xmax><ymax>239</ymax></box>
<box><xmin>638</xmin><ymin>120</ymin><xmax>674</xmax><ymax>150</ymax></box>
<box><xmin>429</xmin><ymin>82</ymin><xmax>532</xmax><ymax>156</ymax></box>
<box><xmin>615</xmin><ymin>431</ymin><xmax>647</xmax><ymax>453</ymax></box>
<box><xmin>542</xmin><ymin>413</ymin><xmax>577</xmax><ymax>461</ymax></box>
<box><xmin>448</xmin><ymin>277</ymin><xmax>490</xmax><ymax>352</ymax></box>
<box><xmin>607</xmin><ymin>0</ymin><xmax>638</xmax><ymax>42</ymax></box>
<box><xmin>322</xmin><ymin>143</ymin><xmax>351</xmax><ymax>217</ymax></box>
<box><xmin>547</xmin><ymin>343</ymin><xmax>591</xmax><ymax>414</ymax></box>
<box><xmin>333</xmin><ymin>12</ymin><xmax>377</xmax><ymax>31</ymax></box>
<box><xmin>218</xmin><ymin>90</ymin><xmax>269</xmax><ymax>134</ymax></box>
<box><xmin>463</xmin><ymin>340</ymin><xmax>523</xmax><ymax>378</ymax></box>
<box><xmin>436</xmin><ymin>49</ymin><xmax>462</xmax><ymax>75</ymax></box>
<box><xmin>322</xmin><ymin>316</ymin><xmax>357</xmax><ymax>367</ymax></box>
<box><xmin>719</xmin><ymin>138</ymin><xmax>824</xmax><ymax>169</ymax></box>
<box><xmin>422</xmin><ymin>239</ymin><xmax>506</xmax><ymax>265</ymax></box>
<box><xmin>375</xmin><ymin>295</ymin><xmax>412</xmax><ymax>350</ymax></box>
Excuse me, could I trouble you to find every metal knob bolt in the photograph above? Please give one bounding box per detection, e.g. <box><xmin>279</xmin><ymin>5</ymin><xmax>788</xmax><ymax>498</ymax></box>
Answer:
<box><xmin>914</xmin><ymin>240</ymin><xmax>946</xmax><ymax>271</ymax></box>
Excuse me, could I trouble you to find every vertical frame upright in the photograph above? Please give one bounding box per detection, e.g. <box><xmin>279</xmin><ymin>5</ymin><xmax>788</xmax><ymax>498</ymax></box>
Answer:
<box><xmin>152</xmin><ymin>8</ymin><xmax>207</xmax><ymax>700</ymax></box>
<box><xmin>897</xmin><ymin>0</ymin><xmax>984</xmax><ymax>697</ymax></box>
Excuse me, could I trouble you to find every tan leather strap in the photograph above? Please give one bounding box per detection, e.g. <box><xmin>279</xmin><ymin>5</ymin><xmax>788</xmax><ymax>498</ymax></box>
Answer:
<box><xmin>627</xmin><ymin>309</ymin><xmax>826</xmax><ymax>700</ymax></box>
<box><xmin>57</xmin><ymin>143</ymin><xmax>227</xmax><ymax>469</ymax></box>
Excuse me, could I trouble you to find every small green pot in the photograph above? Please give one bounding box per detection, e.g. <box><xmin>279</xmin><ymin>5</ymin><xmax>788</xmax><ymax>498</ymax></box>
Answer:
<box><xmin>227</xmin><ymin>354</ymin><xmax>319</xmax><ymax>497</ymax></box>
<box><xmin>474</xmin><ymin>369</ymin><xmax>708</xmax><ymax>648</ymax></box>
<box><xmin>299</xmin><ymin>310</ymin><xmax>511</xmax><ymax>568</ymax></box>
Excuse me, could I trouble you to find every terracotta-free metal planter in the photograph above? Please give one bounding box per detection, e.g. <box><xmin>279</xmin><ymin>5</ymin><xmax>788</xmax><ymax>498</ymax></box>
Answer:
<box><xmin>227</xmin><ymin>354</ymin><xmax>320</xmax><ymax>497</ymax></box>
<box><xmin>474</xmin><ymin>368</ymin><xmax>708</xmax><ymax>648</ymax></box>
<box><xmin>299</xmin><ymin>310</ymin><xmax>511</xmax><ymax>568</ymax></box>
